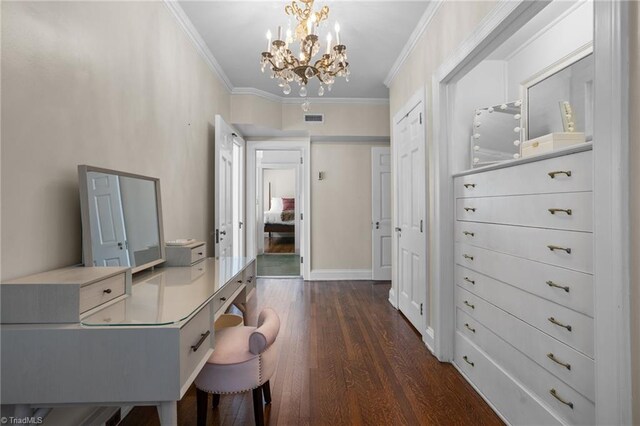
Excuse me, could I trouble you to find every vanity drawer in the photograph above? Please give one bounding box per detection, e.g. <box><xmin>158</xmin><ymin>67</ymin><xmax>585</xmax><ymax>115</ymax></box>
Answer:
<box><xmin>190</xmin><ymin>244</ymin><xmax>207</xmax><ymax>265</ymax></box>
<box><xmin>455</xmin><ymin>314</ymin><xmax>595</xmax><ymax>424</ymax></box>
<box><xmin>242</xmin><ymin>260</ymin><xmax>256</xmax><ymax>295</ymax></box>
<box><xmin>456</xmin><ymin>192</ymin><xmax>593</xmax><ymax>232</ymax></box>
<box><xmin>179</xmin><ymin>302</ymin><xmax>213</xmax><ymax>391</ymax></box>
<box><xmin>457</xmin><ymin>302</ymin><xmax>595</xmax><ymax>401</ymax></box>
<box><xmin>455</xmin><ymin>221</ymin><xmax>593</xmax><ymax>273</ymax></box>
<box><xmin>455</xmin><ymin>149</ymin><xmax>592</xmax><ymax>198</ymax></box>
<box><xmin>79</xmin><ymin>273</ymin><xmax>125</xmax><ymax>313</ymax></box>
<box><xmin>454</xmin><ymin>245</ymin><xmax>593</xmax><ymax>316</ymax></box>
<box><xmin>454</xmin><ymin>332</ymin><xmax>562</xmax><ymax>426</ymax></box>
<box><xmin>456</xmin><ymin>282</ymin><xmax>593</xmax><ymax>358</ymax></box>
<box><xmin>212</xmin><ymin>278</ymin><xmax>244</xmax><ymax>315</ymax></box>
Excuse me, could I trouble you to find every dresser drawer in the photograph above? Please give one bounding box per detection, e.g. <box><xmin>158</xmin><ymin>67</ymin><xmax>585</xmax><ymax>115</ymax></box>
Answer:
<box><xmin>455</xmin><ymin>221</ymin><xmax>593</xmax><ymax>273</ymax></box>
<box><xmin>179</xmin><ymin>302</ymin><xmax>213</xmax><ymax>391</ymax></box>
<box><xmin>455</xmin><ymin>149</ymin><xmax>592</xmax><ymax>198</ymax></box>
<box><xmin>456</xmin><ymin>315</ymin><xmax>595</xmax><ymax>424</ymax></box>
<box><xmin>456</xmin><ymin>283</ymin><xmax>593</xmax><ymax>358</ymax></box>
<box><xmin>79</xmin><ymin>273</ymin><xmax>126</xmax><ymax>313</ymax></box>
<box><xmin>190</xmin><ymin>244</ymin><xmax>207</xmax><ymax>265</ymax></box>
<box><xmin>212</xmin><ymin>278</ymin><xmax>244</xmax><ymax>315</ymax></box>
<box><xmin>454</xmin><ymin>332</ymin><xmax>562</xmax><ymax>426</ymax></box>
<box><xmin>457</xmin><ymin>302</ymin><xmax>595</xmax><ymax>401</ymax></box>
<box><xmin>242</xmin><ymin>260</ymin><xmax>256</xmax><ymax>295</ymax></box>
<box><xmin>456</xmin><ymin>192</ymin><xmax>592</xmax><ymax>232</ymax></box>
<box><xmin>455</xmin><ymin>244</ymin><xmax>593</xmax><ymax>316</ymax></box>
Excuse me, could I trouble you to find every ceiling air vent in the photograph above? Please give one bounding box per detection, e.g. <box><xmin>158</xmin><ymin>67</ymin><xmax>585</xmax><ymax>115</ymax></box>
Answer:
<box><xmin>303</xmin><ymin>113</ymin><xmax>324</xmax><ymax>124</ymax></box>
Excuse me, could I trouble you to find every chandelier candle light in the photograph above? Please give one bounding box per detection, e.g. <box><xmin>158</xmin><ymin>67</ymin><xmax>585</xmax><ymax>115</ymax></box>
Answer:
<box><xmin>260</xmin><ymin>0</ymin><xmax>350</xmax><ymax>111</ymax></box>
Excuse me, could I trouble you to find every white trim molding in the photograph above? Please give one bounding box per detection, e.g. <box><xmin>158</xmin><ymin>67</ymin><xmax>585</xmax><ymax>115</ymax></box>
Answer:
<box><xmin>384</xmin><ymin>0</ymin><xmax>444</xmax><ymax>87</ymax></box>
<box><xmin>162</xmin><ymin>0</ymin><xmax>233</xmax><ymax>92</ymax></box>
<box><xmin>232</xmin><ymin>87</ymin><xmax>389</xmax><ymax>106</ymax></box>
<box><xmin>308</xmin><ymin>269</ymin><xmax>372</xmax><ymax>281</ymax></box>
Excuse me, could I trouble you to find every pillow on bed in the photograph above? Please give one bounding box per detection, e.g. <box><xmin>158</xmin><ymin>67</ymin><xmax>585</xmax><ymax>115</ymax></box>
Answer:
<box><xmin>282</xmin><ymin>198</ymin><xmax>295</xmax><ymax>211</ymax></box>
<box><xmin>270</xmin><ymin>197</ymin><xmax>283</xmax><ymax>211</ymax></box>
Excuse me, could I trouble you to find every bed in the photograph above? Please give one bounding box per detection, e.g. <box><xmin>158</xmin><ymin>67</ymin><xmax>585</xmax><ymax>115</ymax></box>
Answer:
<box><xmin>264</xmin><ymin>197</ymin><xmax>295</xmax><ymax>236</ymax></box>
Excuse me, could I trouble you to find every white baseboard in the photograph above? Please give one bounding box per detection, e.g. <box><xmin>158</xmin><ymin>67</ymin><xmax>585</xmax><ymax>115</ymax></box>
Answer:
<box><xmin>424</xmin><ymin>326</ymin><xmax>435</xmax><ymax>354</ymax></box>
<box><xmin>388</xmin><ymin>287</ymin><xmax>398</xmax><ymax>308</ymax></box>
<box><xmin>308</xmin><ymin>269</ymin><xmax>372</xmax><ymax>281</ymax></box>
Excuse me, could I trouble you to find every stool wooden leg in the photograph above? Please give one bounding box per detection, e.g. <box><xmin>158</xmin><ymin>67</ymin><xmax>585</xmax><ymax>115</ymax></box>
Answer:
<box><xmin>197</xmin><ymin>388</ymin><xmax>208</xmax><ymax>426</ymax></box>
<box><xmin>252</xmin><ymin>386</ymin><xmax>264</xmax><ymax>426</ymax></box>
<box><xmin>262</xmin><ymin>381</ymin><xmax>272</xmax><ymax>404</ymax></box>
<box><xmin>211</xmin><ymin>393</ymin><xmax>220</xmax><ymax>408</ymax></box>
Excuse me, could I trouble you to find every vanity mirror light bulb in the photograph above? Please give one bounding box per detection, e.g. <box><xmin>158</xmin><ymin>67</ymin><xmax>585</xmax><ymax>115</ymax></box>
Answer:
<box><xmin>513</xmin><ymin>153</ymin><xmax>521</xmax><ymax>159</ymax></box>
<box><xmin>488</xmin><ymin>107</ymin><xmax>494</xmax><ymax>113</ymax></box>
<box><xmin>473</xmin><ymin>133</ymin><xmax>481</xmax><ymax>139</ymax></box>
<box><xmin>475</xmin><ymin>110</ymin><xmax>482</xmax><ymax>116</ymax></box>
<box><xmin>474</xmin><ymin>145</ymin><xmax>480</xmax><ymax>151</ymax></box>
<box><xmin>514</xmin><ymin>127</ymin><xmax>521</xmax><ymax>132</ymax></box>
<box><xmin>473</xmin><ymin>158</ymin><xmax>480</xmax><ymax>164</ymax></box>
<box><xmin>514</xmin><ymin>100</ymin><xmax>522</xmax><ymax>107</ymax></box>
<box><xmin>513</xmin><ymin>140</ymin><xmax>521</xmax><ymax>146</ymax></box>
<box><xmin>514</xmin><ymin>114</ymin><xmax>521</xmax><ymax>120</ymax></box>
<box><xmin>500</xmin><ymin>104</ymin><xmax>507</xmax><ymax>110</ymax></box>
<box><xmin>474</xmin><ymin>122</ymin><xmax>481</xmax><ymax>127</ymax></box>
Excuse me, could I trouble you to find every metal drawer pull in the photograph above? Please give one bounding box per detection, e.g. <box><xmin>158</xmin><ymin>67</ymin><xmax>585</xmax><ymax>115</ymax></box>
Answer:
<box><xmin>191</xmin><ymin>331</ymin><xmax>211</xmax><ymax>352</ymax></box>
<box><xmin>548</xmin><ymin>208</ymin><xmax>572</xmax><ymax>216</ymax></box>
<box><xmin>463</xmin><ymin>355</ymin><xmax>474</xmax><ymax>366</ymax></box>
<box><xmin>463</xmin><ymin>300</ymin><xmax>475</xmax><ymax>309</ymax></box>
<box><xmin>546</xmin><ymin>280</ymin><xmax>570</xmax><ymax>292</ymax></box>
<box><xmin>548</xmin><ymin>317</ymin><xmax>572</xmax><ymax>331</ymax></box>
<box><xmin>237</xmin><ymin>279</ymin><xmax>243</xmax><ymax>283</ymax></box>
<box><xmin>103</xmin><ymin>288</ymin><xmax>112</xmax><ymax>294</ymax></box>
<box><xmin>548</xmin><ymin>170</ymin><xmax>572</xmax><ymax>179</ymax></box>
<box><xmin>464</xmin><ymin>277</ymin><xmax>475</xmax><ymax>285</ymax></box>
<box><xmin>463</xmin><ymin>254</ymin><xmax>474</xmax><ymax>261</ymax></box>
<box><xmin>198</xmin><ymin>252</ymin><xmax>203</xmax><ymax>256</ymax></box>
<box><xmin>464</xmin><ymin>207</ymin><xmax>476</xmax><ymax>212</ymax></box>
<box><xmin>465</xmin><ymin>323</ymin><xmax>476</xmax><ymax>333</ymax></box>
<box><xmin>548</xmin><ymin>245</ymin><xmax>572</xmax><ymax>254</ymax></box>
<box><xmin>547</xmin><ymin>353</ymin><xmax>571</xmax><ymax>370</ymax></box>
<box><xmin>220</xmin><ymin>296</ymin><xmax>227</xmax><ymax>302</ymax></box>
<box><xmin>463</xmin><ymin>231</ymin><xmax>475</xmax><ymax>237</ymax></box>
<box><xmin>549</xmin><ymin>388</ymin><xmax>574</xmax><ymax>409</ymax></box>
<box><xmin>463</xmin><ymin>183</ymin><xmax>476</xmax><ymax>189</ymax></box>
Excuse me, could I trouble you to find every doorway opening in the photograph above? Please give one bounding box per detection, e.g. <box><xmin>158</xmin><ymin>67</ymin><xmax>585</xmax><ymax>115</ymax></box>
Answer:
<box><xmin>255</xmin><ymin>150</ymin><xmax>302</xmax><ymax>277</ymax></box>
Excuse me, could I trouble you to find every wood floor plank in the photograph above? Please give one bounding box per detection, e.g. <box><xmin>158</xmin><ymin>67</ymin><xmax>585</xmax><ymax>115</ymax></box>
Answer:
<box><xmin>121</xmin><ymin>279</ymin><xmax>503</xmax><ymax>426</ymax></box>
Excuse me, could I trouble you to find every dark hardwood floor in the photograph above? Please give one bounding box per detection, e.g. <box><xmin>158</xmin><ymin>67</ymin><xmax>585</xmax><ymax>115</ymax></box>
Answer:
<box><xmin>264</xmin><ymin>236</ymin><xmax>294</xmax><ymax>254</ymax></box>
<box><xmin>121</xmin><ymin>279</ymin><xmax>502</xmax><ymax>426</ymax></box>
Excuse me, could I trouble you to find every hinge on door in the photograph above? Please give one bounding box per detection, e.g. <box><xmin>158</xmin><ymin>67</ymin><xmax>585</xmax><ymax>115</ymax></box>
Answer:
<box><xmin>300</xmin><ymin>213</ymin><xmax>303</xmax><ymax>220</ymax></box>
<box><xmin>239</xmin><ymin>221</ymin><xmax>243</xmax><ymax>229</ymax></box>
<box><xmin>419</xmin><ymin>112</ymin><xmax>422</xmax><ymax>124</ymax></box>
<box><xmin>300</xmin><ymin>257</ymin><xmax>304</xmax><ymax>264</ymax></box>
<box><xmin>420</xmin><ymin>220</ymin><xmax>423</xmax><ymax>233</ymax></box>
<box><xmin>420</xmin><ymin>303</ymin><xmax>423</xmax><ymax>315</ymax></box>
<box><xmin>215</xmin><ymin>229</ymin><xmax>219</xmax><ymax>244</ymax></box>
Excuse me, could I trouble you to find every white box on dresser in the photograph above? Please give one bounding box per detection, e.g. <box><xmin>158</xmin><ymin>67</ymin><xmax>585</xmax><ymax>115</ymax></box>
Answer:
<box><xmin>165</xmin><ymin>241</ymin><xmax>207</xmax><ymax>266</ymax></box>
<box><xmin>452</xmin><ymin>144</ymin><xmax>595</xmax><ymax>425</ymax></box>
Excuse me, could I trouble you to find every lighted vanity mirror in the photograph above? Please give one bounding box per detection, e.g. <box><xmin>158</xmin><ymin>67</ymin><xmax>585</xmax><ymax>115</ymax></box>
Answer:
<box><xmin>78</xmin><ymin>165</ymin><xmax>165</xmax><ymax>273</ymax></box>
<box><xmin>523</xmin><ymin>49</ymin><xmax>593</xmax><ymax>140</ymax></box>
<box><xmin>471</xmin><ymin>100</ymin><xmax>523</xmax><ymax>168</ymax></box>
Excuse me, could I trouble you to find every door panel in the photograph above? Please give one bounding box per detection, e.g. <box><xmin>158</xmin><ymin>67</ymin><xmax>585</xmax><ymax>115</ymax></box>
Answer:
<box><xmin>215</xmin><ymin>115</ymin><xmax>235</xmax><ymax>258</ymax></box>
<box><xmin>372</xmin><ymin>147</ymin><xmax>392</xmax><ymax>280</ymax></box>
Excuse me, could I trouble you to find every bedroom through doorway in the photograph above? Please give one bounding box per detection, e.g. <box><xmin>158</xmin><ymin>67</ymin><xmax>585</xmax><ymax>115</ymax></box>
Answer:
<box><xmin>255</xmin><ymin>150</ymin><xmax>301</xmax><ymax>277</ymax></box>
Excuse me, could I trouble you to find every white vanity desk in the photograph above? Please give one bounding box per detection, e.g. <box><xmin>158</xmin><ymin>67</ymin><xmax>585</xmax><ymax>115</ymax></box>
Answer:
<box><xmin>1</xmin><ymin>256</ymin><xmax>256</xmax><ymax>425</ymax></box>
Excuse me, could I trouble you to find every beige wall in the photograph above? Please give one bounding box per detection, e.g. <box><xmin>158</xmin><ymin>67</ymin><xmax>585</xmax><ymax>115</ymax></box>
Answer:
<box><xmin>1</xmin><ymin>1</ymin><xmax>230</xmax><ymax>280</ymax></box>
<box><xmin>310</xmin><ymin>142</ymin><xmax>387</xmax><ymax>271</ymax></box>
<box><xmin>631</xmin><ymin>2</ymin><xmax>640</xmax><ymax>424</ymax></box>
<box><xmin>231</xmin><ymin>94</ymin><xmax>282</xmax><ymax>130</ymax></box>
<box><xmin>263</xmin><ymin>168</ymin><xmax>295</xmax><ymax>205</ymax></box>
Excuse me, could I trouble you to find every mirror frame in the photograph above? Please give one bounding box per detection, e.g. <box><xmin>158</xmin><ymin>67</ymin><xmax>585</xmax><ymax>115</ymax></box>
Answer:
<box><xmin>520</xmin><ymin>42</ymin><xmax>593</xmax><ymax>141</ymax></box>
<box><xmin>78</xmin><ymin>165</ymin><xmax>166</xmax><ymax>274</ymax></box>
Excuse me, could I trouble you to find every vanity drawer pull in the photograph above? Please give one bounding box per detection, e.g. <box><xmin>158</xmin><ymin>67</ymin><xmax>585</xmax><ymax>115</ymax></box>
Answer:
<box><xmin>103</xmin><ymin>288</ymin><xmax>112</xmax><ymax>294</ymax></box>
<box><xmin>463</xmin><ymin>183</ymin><xmax>476</xmax><ymax>189</ymax></box>
<box><xmin>220</xmin><ymin>297</ymin><xmax>227</xmax><ymax>302</ymax></box>
<box><xmin>463</xmin><ymin>254</ymin><xmax>474</xmax><ymax>261</ymax></box>
<box><xmin>548</xmin><ymin>317</ymin><xmax>572</xmax><ymax>331</ymax></box>
<box><xmin>198</xmin><ymin>252</ymin><xmax>203</xmax><ymax>256</ymax></box>
<box><xmin>463</xmin><ymin>277</ymin><xmax>475</xmax><ymax>285</ymax></box>
<box><xmin>191</xmin><ymin>331</ymin><xmax>211</xmax><ymax>352</ymax></box>
<box><xmin>463</xmin><ymin>300</ymin><xmax>475</xmax><ymax>310</ymax></box>
<box><xmin>548</xmin><ymin>170</ymin><xmax>572</xmax><ymax>179</ymax></box>
<box><xmin>237</xmin><ymin>279</ymin><xmax>243</xmax><ymax>283</ymax></box>
<box><xmin>548</xmin><ymin>245</ymin><xmax>572</xmax><ymax>254</ymax></box>
<box><xmin>547</xmin><ymin>353</ymin><xmax>571</xmax><ymax>370</ymax></box>
<box><xmin>549</xmin><ymin>388</ymin><xmax>574</xmax><ymax>409</ymax></box>
<box><xmin>548</xmin><ymin>208</ymin><xmax>573</xmax><ymax>216</ymax></box>
<box><xmin>464</xmin><ymin>323</ymin><xmax>476</xmax><ymax>333</ymax></box>
<box><xmin>464</xmin><ymin>207</ymin><xmax>476</xmax><ymax>212</ymax></box>
<box><xmin>462</xmin><ymin>231</ymin><xmax>475</xmax><ymax>237</ymax></box>
<box><xmin>546</xmin><ymin>280</ymin><xmax>570</xmax><ymax>292</ymax></box>
<box><xmin>463</xmin><ymin>355</ymin><xmax>474</xmax><ymax>366</ymax></box>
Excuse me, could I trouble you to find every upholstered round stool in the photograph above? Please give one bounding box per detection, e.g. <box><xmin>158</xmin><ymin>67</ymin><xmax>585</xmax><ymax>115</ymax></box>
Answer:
<box><xmin>195</xmin><ymin>308</ymin><xmax>280</xmax><ymax>426</ymax></box>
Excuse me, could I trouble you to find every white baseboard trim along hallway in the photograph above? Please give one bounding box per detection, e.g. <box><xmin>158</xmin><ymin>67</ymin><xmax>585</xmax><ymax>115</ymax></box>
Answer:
<box><xmin>308</xmin><ymin>269</ymin><xmax>373</xmax><ymax>281</ymax></box>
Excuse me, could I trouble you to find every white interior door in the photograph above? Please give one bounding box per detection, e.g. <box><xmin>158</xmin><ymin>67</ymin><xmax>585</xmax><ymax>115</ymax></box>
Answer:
<box><xmin>215</xmin><ymin>115</ymin><xmax>235</xmax><ymax>258</ymax></box>
<box><xmin>396</xmin><ymin>105</ymin><xmax>426</xmax><ymax>331</ymax></box>
<box><xmin>232</xmin><ymin>135</ymin><xmax>245</xmax><ymax>257</ymax></box>
<box><xmin>372</xmin><ymin>147</ymin><xmax>392</xmax><ymax>280</ymax></box>
<box><xmin>86</xmin><ymin>172</ymin><xmax>130</xmax><ymax>266</ymax></box>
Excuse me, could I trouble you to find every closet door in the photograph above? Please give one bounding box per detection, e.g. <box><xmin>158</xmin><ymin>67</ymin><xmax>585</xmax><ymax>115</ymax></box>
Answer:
<box><xmin>214</xmin><ymin>115</ymin><xmax>234</xmax><ymax>258</ymax></box>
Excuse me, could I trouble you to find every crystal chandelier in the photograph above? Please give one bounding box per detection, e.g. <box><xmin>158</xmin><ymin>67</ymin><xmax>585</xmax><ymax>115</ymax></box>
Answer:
<box><xmin>260</xmin><ymin>0</ymin><xmax>350</xmax><ymax>111</ymax></box>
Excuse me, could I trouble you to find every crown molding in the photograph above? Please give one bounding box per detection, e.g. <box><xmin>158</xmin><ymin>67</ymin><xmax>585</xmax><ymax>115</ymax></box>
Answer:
<box><xmin>163</xmin><ymin>0</ymin><xmax>233</xmax><ymax>92</ymax></box>
<box><xmin>232</xmin><ymin>87</ymin><xmax>389</xmax><ymax>105</ymax></box>
<box><xmin>384</xmin><ymin>0</ymin><xmax>444</xmax><ymax>88</ymax></box>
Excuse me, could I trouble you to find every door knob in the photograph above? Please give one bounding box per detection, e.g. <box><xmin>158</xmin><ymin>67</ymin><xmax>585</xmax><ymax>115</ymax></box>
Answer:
<box><xmin>375</xmin><ymin>222</ymin><xmax>380</xmax><ymax>229</ymax></box>
<box><xmin>395</xmin><ymin>227</ymin><xmax>402</xmax><ymax>232</ymax></box>
<box><xmin>220</xmin><ymin>230</ymin><xmax>227</xmax><ymax>235</ymax></box>
<box><xmin>117</xmin><ymin>242</ymin><xmax>123</xmax><ymax>250</ymax></box>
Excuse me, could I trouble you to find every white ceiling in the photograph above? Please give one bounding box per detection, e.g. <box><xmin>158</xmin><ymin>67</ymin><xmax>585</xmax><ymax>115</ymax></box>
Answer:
<box><xmin>178</xmin><ymin>1</ymin><xmax>431</xmax><ymax>99</ymax></box>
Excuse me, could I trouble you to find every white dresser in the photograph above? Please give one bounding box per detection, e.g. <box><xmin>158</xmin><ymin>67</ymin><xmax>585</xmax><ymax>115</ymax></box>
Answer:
<box><xmin>452</xmin><ymin>145</ymin><xmax>594</xmax><ymax>425</ymax></box>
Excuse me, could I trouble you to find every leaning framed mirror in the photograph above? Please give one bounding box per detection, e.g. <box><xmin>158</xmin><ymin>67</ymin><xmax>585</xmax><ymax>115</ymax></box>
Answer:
<box><xmin>470</xmin><ymin>100</ymin><xmax>524</xmax><ymax>168</ymax></box>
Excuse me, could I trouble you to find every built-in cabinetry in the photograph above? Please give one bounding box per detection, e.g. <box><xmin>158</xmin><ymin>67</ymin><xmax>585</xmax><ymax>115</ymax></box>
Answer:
<box><xmin>1</xmin><ymin>257</ymin><xmax>256</xmax><ymax>425</ymax></box>
<box><xmin>452</xmin><ymin>145</ymin><xmax>594</xmax><ymax>425</ymax></box>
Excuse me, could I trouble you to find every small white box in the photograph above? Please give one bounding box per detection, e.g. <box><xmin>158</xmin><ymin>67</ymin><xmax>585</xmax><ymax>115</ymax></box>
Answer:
<box><xmin>521</xmin><ymin>132</ymin><xmax>586</xmax><ymax>158</ymax></box>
